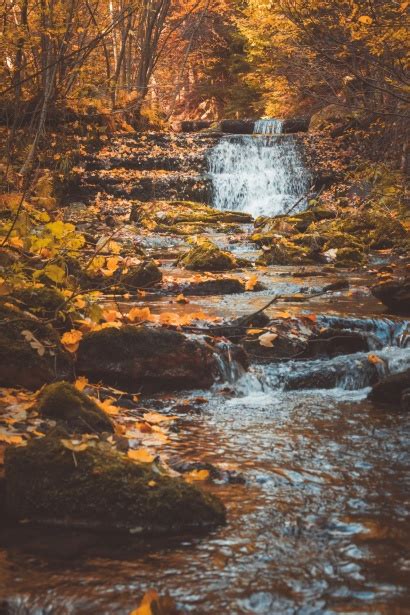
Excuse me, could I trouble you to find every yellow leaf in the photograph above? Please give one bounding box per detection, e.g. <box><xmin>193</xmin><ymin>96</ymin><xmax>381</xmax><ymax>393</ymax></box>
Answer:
<box><xmin>60</xmin><ymin>439</ymin><xmax>89</xmax><ymax>452</ymax></box>
<box><xmin>75</xmin><ymin>376</ymin><xmax>88</xmax><ymax>391</ymax></box>
<box><xmin>143</xmin><ymin>411</ymin><xmax>178</xmax><ymax>424</ymax></box>
<box><xmin>103</xmin><ymin>309</ymin><xmax>121</xmax><ymax>323</ymax></box>
<box><xmin>275</xmin><ymin>311</ymin><xmax>292</xmax><ymax>319</ymax></box>
<box><xmin>0</xmin><ymin>434</ymin><xmax>24</xmax><ymax>445</ymax></box>
<box><xmin>130</xmin><ymin>590</ymin><xmax>160</xmax><ymax>615</ymax></box>
<box><xmin>368</xmin><ymin>354</ymin><xmax>384</xmax><ymax>365</ymax></box>
<box><xmin>176</xmin><ymin>294</ymin><xmax>189</xmax><ymax>304</ymax></box>
<box><xmin>128</xmin><ymin>448</ymin><xmax>155</xmax><ymax>463</ymax></box>
<box><xmin>61</xmin><ymin>329</ymin><xmax>83</xmax><ymax>353</ymax></box>
<box><xmin>358</xmin><ymin>15</ymin><xmax>372</xmax><ymax>24</ymax></box>
<box><xmin>95</xmin><ymin>398</ymin><xmax>119</xmax><ymax>415</ymax></box>
<box><xmin>127</xmin><ymin>307</ymin><xmax>152</xmax><ymax>323</ymax></box>
<box><xmin>245</xmin><ymin>275</ymin><xmax>259</xmax><ymax>291</ymax></box>
<box><xmin>148</xmin><ymin>480</ymin><xmax>157</xmax><ymax>487</ymax></box>
<box><xmin>185</xmin><ymin>469</ymin><xmax>210</xmax><ymax>482</ymax></box>
<box><xmin>246</xmin><ymin>328</ymin><xmax>264</xmax><ymax>335</ymax></box>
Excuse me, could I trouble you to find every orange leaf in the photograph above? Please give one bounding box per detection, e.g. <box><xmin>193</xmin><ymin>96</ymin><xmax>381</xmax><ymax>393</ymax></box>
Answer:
<box><xmin>61</xmin><ymin>329</ymin><xmax>83</xmax><ymax>353</ymax></box>
<box><xmin>128</xmin><ymin>448</ymin><xmax>155</xmax><ymax>464</ymax></box>
<box><xmin>368</xmin><ymin>354</ymin><xmax>384</xmax><ymax>365</ymax></box>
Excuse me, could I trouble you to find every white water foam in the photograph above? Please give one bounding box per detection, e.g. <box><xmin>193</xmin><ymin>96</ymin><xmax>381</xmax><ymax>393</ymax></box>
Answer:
<box><xmin>254</xmin><ymin>119</ymin><xmax>283</xmax><ymax>135</ymax></box>
<box><xmin>207</xmin><ymin>120</ymin><xmax>310</xmax><ymax>217</ymax></box>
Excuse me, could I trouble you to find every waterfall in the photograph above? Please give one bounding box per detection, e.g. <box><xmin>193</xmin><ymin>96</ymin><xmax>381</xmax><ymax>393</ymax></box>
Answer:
<box><xmin>207</xmin><ymin>120</ymin><xmax>310</xmax><ymax>218</ymax></box>
<box><xmin>254</xmin><ymin>118</ymin><xmax>283</xmax><ymax>135</ymax></box>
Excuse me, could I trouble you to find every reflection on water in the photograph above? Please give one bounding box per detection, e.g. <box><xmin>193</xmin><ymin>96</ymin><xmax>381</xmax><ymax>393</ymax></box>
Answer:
<box><xmin>1</xmin><ymin>384</ymin><xmax>409</xmax><ymax>614</ymax></box>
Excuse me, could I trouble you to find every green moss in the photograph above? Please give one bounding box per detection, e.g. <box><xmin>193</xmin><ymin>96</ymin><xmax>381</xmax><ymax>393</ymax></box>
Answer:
<box><xmin>5</xmin><ymin>433</ymin><xmax>226</xmax><ymax>532</ymax></box>
<box><xmin>37</xmin><ymin>382</ymin><xmax>114</xmax><ymax>433</ymax></box>
<box><xmin>178</xmin><ymin>240</ymin><xmax>238</xmax><ymax>272</ymax></box>
<box><xmin>334</xmin><ymin>247</ymin><xmax>365</xmax><ymax>267</ymax></box>
<box><xmin>0</xmin><ymin>302</ymin><xmax>71</xmax><ymax>390</ymax></box>
<box><xmin>323</xmin><ymin>232</ymin><xmax>365</xmax><ymax>252</ymax></box>
<box><xmin>14</xmin><ymin>287</ymin><xmax>65</xmax><ymax>319</ymax></box>
<box><xmin>256</xmin><ymin>238</ymin><xmax>313</xmax><ymax>266</ymax></box>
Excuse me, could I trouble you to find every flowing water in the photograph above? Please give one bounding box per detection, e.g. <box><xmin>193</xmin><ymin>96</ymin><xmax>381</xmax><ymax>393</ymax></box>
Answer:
<box><xmin>207</xmin><ymin>120</ymin><xmax>310</xmax><ymax>217</ymax></box>
<box><xmin>1</xmin><ymin>125</ymin><xmax>409</xmax><ymax>614</ymax></box>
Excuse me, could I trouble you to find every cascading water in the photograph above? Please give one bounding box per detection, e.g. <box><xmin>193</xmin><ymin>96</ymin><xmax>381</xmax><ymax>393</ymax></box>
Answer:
<box><xmin>254</xmin><ymin>118</ymin><xmax>283</xmax><ymax>135</ymax></box>
<box><xmin>207</xmin><ymin>118</ymin><xmax>310</xmax><ymax>217</ymax></box>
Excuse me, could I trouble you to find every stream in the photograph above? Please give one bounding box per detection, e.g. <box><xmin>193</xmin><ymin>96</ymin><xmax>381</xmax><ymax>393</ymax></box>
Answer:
<box><xmin>0</xmin><ymin>121</ymin><xmax>409</xmax><ymax>614</ymax></box>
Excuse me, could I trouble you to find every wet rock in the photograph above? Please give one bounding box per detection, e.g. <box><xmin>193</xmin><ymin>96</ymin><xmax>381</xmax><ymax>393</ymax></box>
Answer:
<box><xmin>282</xmin><ymin>118</ymin><xmax>310</xmax><ymax>133</ymax></box>
<box><xmin>371</xmin><ymin>277</ymin><xmax>410</xmax><ymax>315</ymax></box>
<box><xmin>5</xmin><ymin>433</ymin><xmax>226</xmax><ymax>533</ymax></box>
<box><xmin>401</xmin><ymin>389</ymin><xmax>410</xmax><ymax>412</ymax></box>
<box><xmin>37</xmin><ymin>382</ymin><xmax>114</xmax><ymax>434</ymax></box>
<box><xmin>218</xmin><ymin>119</ymin><xmax>255</xmax><ymax>134</ymax></box>
<box><xmin>368</xmin><ymin>369</ymin><xmax>410</xmax><ymax>407</ymax></box>
<box><xmin>178</xmin><ymin>120</ymin><xmax>213</xmax><ymax>132</ymax></box>
<box><xmin>0</xmin><ymin>303</ymin><xmax>71</xmax><ymax>390</ymax></box>
<box><xmin>176</xmin><ymin>278</ymin><xmax>245</xmax><ymax>296</ymax></box>
<box><xmin>305</xmin><ymin>329</ymin><xmax>369</xmax><ymax>358</ymax></box>
<box><xmin>178</xmin><ymin>240</ymin><xmax>239</xmax><ymax>272</ymax></box>
<box><xmin>121</xmin><ymin>259</ymin><xmax>162</xmax><ymax>289</ymax></box>
<box><xmin>77</xmin><ymin>325</ymin><xmax>246</xmax><ymax>392</ymax></box>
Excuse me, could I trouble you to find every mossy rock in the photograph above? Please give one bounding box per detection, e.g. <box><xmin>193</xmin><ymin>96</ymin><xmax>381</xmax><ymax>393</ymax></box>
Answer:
<box><xmin>0</xmin><ymin>302</ymin><xmax>72</xmax><ymax>390</ymax></box>
<box><xmin>37</xmin><ymin>382</ymin><xmax>114</xmax><ymax>434</ymax></box>
<box><xmin>334</xmin><ymin>247</ymin><xmax>365</xmax><ymax>268</ymax></box>
<box><xmin>322</xmin><ymin>232</ymin><xmax>365</xmax><ymax>252</ymax></box>
<box><xmin>121</xmin><ymin>259</ymin><xmax>162</xmax><ymax>289</ymax></box>
<box><xmin>178</xmin><ymin>240</ymin><xmax>238</xmax><ymax>272</ymax></box>
<box><xmin>14</xmin><ymin>287</ymin><xmax>65</xmax><ymax>319</ymax></box>
<box><xmin>5</xmin><ymin>433</ymin><xmax>226</xmax><ymax>533</ymax></box>
<box><xmin>76</xmin><ymin>325</ymin><xmax>227</xmax><ymax>391</ymax></box>
<box><xmin>368</xmin><ymin>217</ymin><xmax>407</xmax><ymax>250</ymax></box>
<box><xmin>256</xmin><ymin>238</ymin><xmax>313</xmax><ymax>266</ymax></box>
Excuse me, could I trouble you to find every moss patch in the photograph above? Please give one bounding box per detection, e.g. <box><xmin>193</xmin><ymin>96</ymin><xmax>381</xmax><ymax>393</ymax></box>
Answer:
<box><xmin>37</xmin><ymin>382</ymin><xmax>114</xmax><ymax>433</ymax></box>
<box><xmin>120</xmin><ymin>259</ymin><xmax>162</xmax><ymax>289</ymax></box>
<box><xmin>14</xmin><ymin>287</ymin><xmax>65</xmax><ymax>319</ymax></box>
<box><xmin>5</xmin><ymin>433</ymin><xmax>226</xmax><ymax>532</ymax></box>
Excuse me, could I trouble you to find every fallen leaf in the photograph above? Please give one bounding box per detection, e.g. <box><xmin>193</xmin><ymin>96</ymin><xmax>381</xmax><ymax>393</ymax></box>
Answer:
<box><xmin>368</xmin><ymin>354</ymin><xmax>384</xmax><ymax>365</ymax></box>
<box><xmin>61</xmin><ymin>329</ymin><xmax>83</xmax><ymax>353</ymax></box>
<box><xmin>259</xmin><ymin>332</ymin><xmax>278</xmax><ymax>347</ymax></box>
<box><xmin>245</xmin><ymin>275</ymin><xmax>259</xmax><ymax>291</ymax></box>
<box><xmin>176</xmin><ymin>294</ymin><xmax>189</xmax><ymax>304</ymax></box>
<box><xmin>60</xmin><ymin>439</ymin><xmax>89</xmax><ymax>452</ymax></box>
<box><xmin>185</xmin><ymin>469</ymin><xmax>210</xmax><ymax>482</ymax></box>
<box><xmin>0</xmin><ymin>433</ymin><xmax>24</xmax><ymax>445</ymax></box>
<box><xmin>128</xmin><ymin>448</ymin><xmax>155</xmax><ymax>463</ymax></box>
<box><xmin>143</xmin><ymin>411</ymin><xmax>178</xmax><ymax>424</ymax></box>
<box><xmin>75</xmin><ymin>376</ymin><xmax>88</xmax><ymax>391</ymax></box>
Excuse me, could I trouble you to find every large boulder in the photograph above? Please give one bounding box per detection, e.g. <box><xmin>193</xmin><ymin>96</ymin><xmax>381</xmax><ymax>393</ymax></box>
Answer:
<box><xmin>5</xmin><ymin>434</ymin><xmax>226</xmax><ymax>533</ymax></box>
<box><xmin>368</xmin><ymin>369</ymin><xmax>410</xmax><ymax>408</ymax></box>
<box><xmin>0</xmin><ymin>302</ymin><xmax>71</xmax><ymax>390</ymax></box>
<box><xmin>371</xmin><ymin>277</ymin><xmax>410</xmax><ymax>315</ymax></box>
<box><xmin>37</xmin><ymin>382</ymin><xmax>114</xmax><ymax>433</ymax></box>
<box><xmin>77</xmin><ymin>325</ymin><xmax>247</xmax><ymax>392</ymax></box>
<box><xmin>178</xmin><ymin>240</ymin><xmax>239</xmax><ymax>272</ymax></box>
